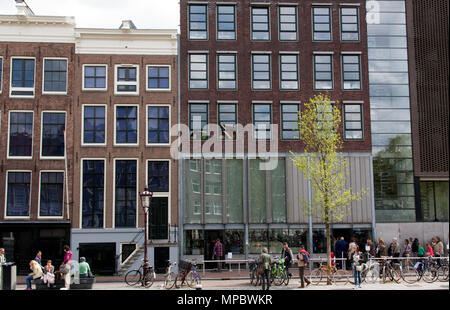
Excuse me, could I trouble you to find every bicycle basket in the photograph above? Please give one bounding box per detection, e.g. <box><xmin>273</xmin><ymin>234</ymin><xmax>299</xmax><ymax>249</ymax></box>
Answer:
<box><xmin>179</xmin><ymin>259</ymin><xmax>192</xmax><ymax>271</ymax></box>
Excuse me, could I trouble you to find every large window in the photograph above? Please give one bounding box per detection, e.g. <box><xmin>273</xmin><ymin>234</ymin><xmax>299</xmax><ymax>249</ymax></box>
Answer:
<box><xmin>115</xmin><ymin>65</ymin><xmax>138</xmax><ymax>95</ymax></box>
<box><xmin>147</xmin><ymin>66</ymin><xmax>170</xmax><ymax>90</ymax></box>
<box><xmin>115</xmin><ymin>160</ymin><xmax>137</xmax><ymax>228</ymax></box>
<box><xmin>251</xmin><ymin>7</ymin><xmax>270</xmax><ymax>40</ymax></box>
<box><xmin>10</xmin><ymin>58</ymin><xmax>35</xmax><ymax>97</ymax></box>
<box><xmin>189</xmin><ymin>4</ymin><xmax>207</xmax><ymax>40</ymax></box>
<box><xmin>217</xmin><ymin>54</ymin><xmax>237</xmax><ymax>90</ymax></box>
<box><xmin>217</xmin><ymin>5</ymin><xmax>236</xmax><ymax>40</ymax></box>
<box><xmin>249</xmin><ymin>159</ymin><xmax>266</xmax><ymax>223</ymax></box>
<box><xmin>115</xmin><ymin>106</ymin><xmax>138</xmax><ymax>145</ymax></box>
<box><xmin>43</xmin><ymin>58</ymin><xmax>67</xmax><ymax>94</ymax></box>
<box><xmin>344</xmin><ymin>103</ymin><xmax>363</xmax><ymax>140</ymax></box>
<box><xmin>8</xmin><ymin>111</ymin><xmax>33</xmax><ymax>158</ymax></box>
<box><xmin>420</xmin><ymin>182</ymin><xmax>449</xmax><ymax>222</ymax></box>
<box><xmin>252</xmin><ymin>54</ymin><xmax>271</xmax><ymax>90</ymax></box>
<box><xmin>184</xmin><ymin>160</ymin><xmax>202</xmax><ymax>224</ymax></box>
<box><xmin>82</xmin><ymin>160</ymin><xmax>104</xmax><ymax>228</ymax></box>
<box><xmin>205</xmin><ymin>159</ymin><xmax>223</xmax><ymax>223</ymax></box>
<box><xmin>280</xmin><ymin>54</ymin><xmax>299</xmax><ymax>90</ymax></box>
<box><xmin>314</xmin><ymin>54</ymin><xmax>333</xmax><ymax>90</ymax></box>
<box><xmin>226</xmin><ymin>160</ymin><xmax>243</xmax><ymax>223</ymax></box>
<box><xmin>313</xmin><ymin>7</ymin><xmax>332</xmax><ymax>41</ymax></box>
<box><xmin>281</xmin><ymin>104</ymin><xmax>299</xmax><ymax>140</ymax></box>
<box><xmin>41</xmin><ymin>112</ymin><xmax>65</xmax><ymax>158</ymax></box>
<box><xmin>189</xmin><ymin>54</ymin><xmax>208</xmax><ymax>89</ymax></box>
<box><xmin>147</xmin><ymin>106</ymin><xmax>169</xmax><ymax>144</ymax></box>
<box><xmin>218</xmin><ymin>103</ymin><xmax>237</xmax><ymax>140</ymax></box>
<box><xmin>253</xmin><ymin>104</ymin><xmax>271</xmax><ymax>140</ymax></box>
<box><xmin>39</xmin><ymin>172</ymin><xmax>64</xmax><ymax>217</ymax></box>
<box><xmin>83</xmin><ymin>65</ymin><xmax>107</xmax><ymax>90</ymax></box>
<box><xmin>147</xmin><ymin>161</ymin><xmax>169</xmax><ymax>192</ymax></box>
<box><xmin>6</xmin><ymin>171</ymin><xmax>31</xmax><ymax>217</ymax></box>
<box><xmin>340</xmin><ymin>7</ymin><xmax>359</xmax><ymax>41</ymax></box>
<box><xmin>83</xmin><ymin>105</ymin><xmax>106</xmax><ymax>145</ymax></box>
<box><xmin>279</xmin><ymin>6</ymin><xmax>297</xmax><ymax>41</ymax></box>
<box><xmin>189</xmin><ymin>103</ymin><xmax>208</xmax><ymax>140</ymax></box>
<box><xmin>342</xmin><ymin>54</ymin><xmax>361</xmax><ymax>90</ymax></box>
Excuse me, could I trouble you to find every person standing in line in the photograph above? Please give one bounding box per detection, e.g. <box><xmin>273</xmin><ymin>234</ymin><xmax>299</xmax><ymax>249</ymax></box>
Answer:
<box><xmin>417</xmin><ymin>243</ymin><xmax>425</xmax><ymax>257</ymax></box>
<box><xmin>352</xmin><ymin>245</ymin><xmax>362</xmax><ymax>289</ymax></box>
<box><xmin>259</xmin><ymin>247</ymin><xmax>271</xmax><ymax>291</ymax></box>
<box><xmin>347</xmin><ymin>237</ymin><xmax>357</xmax><ymax>269</ymax></box>
<box><xmin>62</xmin><ymin>245</ymin><xmax>72</xmax><ymax>290</ymax></box>
<box><xmin>411</xmin><ymin>238</ymin><xmax>419</xmax><ymax>256</ymax></box>
<box><xmin>434</xmin><ymin>236</ymin><xmax>444</xmax><ymax>267</ymax></box>
<box><xmin>426</xmin><ymin>243</ymin><xmax>434</xmax><ymax>257</ymax></box>
<box><xmin>297</xmin><ymin>245</ymin><xmax>311</xmax><ymax>288</ymax></box>
<box><xmin>25</xmin><ymin>260</ymin><xmax>43</xmax><ymax>290</ymax></box>
<box><xmin>281</xmin><ymin>242</ymin><xmax>294</xmax><ymax>278</ymax></box>
<box><xmin>212</xmin><ymin>239</ymin><xmax>223</xmax><ymax>272</ymax></box>
<box><xmin>377</xmin><ymin>237</ymin><xmax>388</xmax><ymax>257</ymax></box>
<box><xmin>366</xmin><ymin>239</ymin><xmax>376</xmax><ymax>257</ymax></box>
<box><xmin>391</xmin><ymin>238</ymin><xmax>401</xmax><ymax>263</ymax></box>
<box><xmin>402</xmin><ymin>239</ymin><xmax>412</xmax><ymax>257</ymax></box>
<box><xmin>334</xmin><ymin>237</ymin><xmax>348</xmax><ymax>269</ymax></box>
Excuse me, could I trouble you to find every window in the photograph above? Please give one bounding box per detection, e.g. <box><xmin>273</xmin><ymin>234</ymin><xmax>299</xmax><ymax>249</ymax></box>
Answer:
<box><xmin>0</xmin><ymin>57</ymin><xmax>3</xmax><ymax>93</ymax></box>
<box><xmin>41</xmin><ymin>112</ymin><xmax>65</xmax><ymax>158</ymax></box>
<box><xmin>147</xmin><ymin>66</ymin><xmax>170</xmax><ymax>90</ymax></box>
<box><xmin>39</xmin><ymin>172</ymin><xmax>64</xmax><ymax>217</ymax></box>
<box><xmin>279</xmin><ymin>6</ymin><xmax>297</xmax><ymax>40</ymax></box>
<box><xmin>82</xmin><ymin>160</ymin><xmax>104</xmax><ymax>228</ymax></box>
<box><xmin>217</xmin><ymin>5</ymin><xmax>236</xmax><ymax>40</ymax></box>
<box><xmin>189</xmin><ymin>4</ymin><xmax>208</xmax><ymax>40</ymax></box>
<box><xmin>253</xmin><ymin>104</ymin><xmax>271</xmax><ymax>139</ymax></box>
<box><xmin>189</xmin><ymin>103</ymin><xmax>208</xmax><ymax>140</ymax></box>
<box><xmin>189</xmin><ymin>54</ymin><xmax>208</xmax><ymax>89</ymax></box>
<box><xmin>8</xmin><ymin>111</ymin><xmax>33</xmax><ymax>158</ymax></box>
<box><xmin>313</xmin><ymin>7</ymin><xmax>331</xmax><ymax>41</ymax></box>
<box><xmin>344</xmin><ymin>104</ymin><xmax>363</xmax><ymax>140</ymax></box>
<box><xmin>316</xmin><ymin>103</ymin><xmax>335</xmax><ymax>133</ymax></box>
<box><xmin>83</xmin><ymin>105</ymin><xmax>106</xmax><ymax>145</ymax></box>
<box><xmin>43</xmin><ymin>58</ymin><xmax>67</xmax><ymax>94</ymax></box>
<box><xmin>150</xmin><ymin>197</ymin><xmax>169</xmax><ymax>240</ymax></box>
<box><xmin>252</xmin><ymin>54</ymin><xmax>271</xmax><ymax>90</ymax></box>
<box><xmin>147</xmin><ymin>106</ymin><xmax>169</xmax><ymax>144</ymax></box>
<box><xmin>251</xmin><ymin>7</ymin><xmax>270</xmax><ymax>40</ymax></box>
<box><xmin>217</xmin><ymin>54</ymin><xmax>236</xmax><ymax>90</ymax></box>
<box><xmin>342</xmin><ymin>54</ymin><xmax>361</xmax><ymax>90</ymax></box>
<box><xmin>148</xmin><ymin>161</ymin><xmax>169</xmax><ymax>192</ymax></box>
<box><xmin>115</xmin><ymin>106</ymin><xmax>138</xmax><ymax>145</ymax></box>
<box><xmin>281</xmin><ymin>104</ymin><xmax>299</xmax><ymax>140</ymax></box>
<box><xmin>83</xmin><ymin>65</ymin><xmax>107</xmax><ymax>90</ymax></box>
<box><xmin>6</xmin><ymin>171</ymin><xmax>31</xmax><ymax>217</ymax></box>
<box><xmin>115</xmin><ymin>160</ymin><xmax>137</xmax><ymax>228</ymax></box>
<box><xmin>280</xmin><ymin>54</ymin><xmax>299</xmax><ymax>90</ymax></box>
<box><xmin>341</xmin><ymin>7</ymin><xmax>359</xmax><ymax>41</ymax></box>
<box><xmin>420</xmin><ymin>182</ymin><xmax>449</xmax><ymax>222</ymax></box>
<box><xmin>314</xmin><ymin>54</ymin><xmax>333</xmax><ymax>90</ymax></box>
<box><xmin>115</xmin><ymin>65</ymin><xmax>139</xmax><ymax>95</ymax></box>
<box><xmin>10</xmin><ymin>58</ymin><xmax>35</xmax><ymax>97</ymax></box>
<box><xmin>218</xmin><ymin>103</ymin><xmax>237</xmax><ymax>140</ymax></box>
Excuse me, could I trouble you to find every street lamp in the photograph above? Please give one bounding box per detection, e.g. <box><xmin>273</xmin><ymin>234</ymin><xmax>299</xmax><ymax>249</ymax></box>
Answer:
<box><xmin>140</xmin><ymin>187</ymin><xmax>153</xmax><ymax>286</ymax></box>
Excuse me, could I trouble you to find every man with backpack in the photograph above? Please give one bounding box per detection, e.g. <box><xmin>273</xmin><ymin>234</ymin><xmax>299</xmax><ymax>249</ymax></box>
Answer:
<box><xmin>297</xmin><ymin>245</ymin><xmax>311</xmax><ymax>288</ymax></box>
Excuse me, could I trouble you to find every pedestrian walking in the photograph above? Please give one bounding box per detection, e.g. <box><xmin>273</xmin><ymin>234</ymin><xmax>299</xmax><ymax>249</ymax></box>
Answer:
<box><xmin>212</xmin><ymin>239</ymin><xmax>223</xmax><ymax>272</ymax></box>
<box><xmin>25</xmin><ymin>260</ymin><xmax>43</xmax><ymax>290</ymax></box>
<box><xmin>352</xmin><ymin>246</ymin><xmax>362</xmax><ymax>289</ymax></box>
<box><xmin>259</xmin><ymin>247</ymin><xmax>271</xmax><ymax>291</ymax></box>
<box><xmin>281</xmin><ymin>242</ymin><xmax>293</xmax><ymax>277</ymax></box>
<box><xmin>334</xmin><ymin>237</ymin><xmax>348</xmax><ymax>269</ymax></box>
<box><xmin>297</xmin><ymin>245</ymin><xmax>311</xmax><ymax>288</ymax></box>
<box><xmin>61</xmin><ymin>245</ymin><xmax>72</xmax><ymax>290</ymax></box>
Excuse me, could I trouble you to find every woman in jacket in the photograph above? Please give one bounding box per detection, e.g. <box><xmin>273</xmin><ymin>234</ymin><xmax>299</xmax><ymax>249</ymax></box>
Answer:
<box><xmin>377</xmin><ymin>237</ymin><xmax>388</xmax><ymax>257</ymax></box>
<box><xmin>402</xmin><ymin>239</ymin><xmax>412</xmax><ymax>257</ymax></box>
<box><xmin>352</xmin><ymin>246</ymin><xmax>362</xmax><ymax>289</ymax></box>
<box><xmin>62</xmin><ymin>245</ymin><xmax>72</xmax><ymax>290</ymax></box>
<box><xmin>25</xmin><ymin>260</ymin><xmax>43</xmax><ymax>290</ymax></box>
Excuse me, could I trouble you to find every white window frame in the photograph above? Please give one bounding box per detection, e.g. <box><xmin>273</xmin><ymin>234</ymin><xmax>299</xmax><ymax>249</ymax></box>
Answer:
<box><xmin>81</xmin><ymin>104</ymin><xmax>107</xmax><ymax>147</ymax></box>
<box><xmin>146</xmin><ymin>65</ymin><xmax>171</xmax><ymax>92</ymax></box>
<box><xmin>119</xmin><ymin>242</ymin><xmax>138</xmax><ymax>266</ymax></box>
<box><xmin>252</xmin><ymin>101</ymin><xmax>273</xmax><ymax>141</ymax></box>
<box><xmin>114</xmin><ymin>64</ymin><xmax>139</xmax><ymax>96</ymax></box>
<box><xmin>114</xmin><ymin>104</ymin><xmax>139</xmax><ymax>147</ymax></box>
<box><xmin>279</xmin><ymin>52</ymin><xmax>300</xmax><ymax>91</ymax></box>
<box><xmin>7</xmin><ymin>110</ymin><xmax>34</xmax><ymax>160</ymax></box>
<box><xmin>37</xmin><ymin>170</ymin><xmax>65</xmax><ymax>219</ymax></box>
<box><xmin>82</xmin><ymin>64</ymin><xmax>108</xmax><ymax>91</ymax></box>
<box><xmin>146</xmin><ymin>159</ymin><xmax>171</xmax><ymax>243</ymax></box>
<box><xmin>9</xmin><ymin>56</ymin><xmax>36</xmax><ymax>98</ymax></box>
<box><xmin>42</xmin><ymin>57</ymin><xmax>68</xmax><ymax>95</ymax></box>
<box><xmin>79</xmin><ymin>158</ymin><xmax>107</xmax><ymax>229</ymax></box>
<box><xmin>4</xmin><ymin>170</ymin><xmax>32</xmax><ymax>219</ymax></box>
<box><xmin>313</xmin><ymin>52</ymin><xmax>334</xmax><ymax>91</ymax></box>
<box><xmin>146</xmin><ymin>104</ymin><xmax>171</xmax><ymax>147</ymax></box>
<box><xmin>40</xmin><ymin>110</ymin><xmax>66</xmax><ymax>160</ymax></box>
<box><xmin>112</xmin><ymin>158</ymin><xmax>139</xmax><ymax>229</ymax></box>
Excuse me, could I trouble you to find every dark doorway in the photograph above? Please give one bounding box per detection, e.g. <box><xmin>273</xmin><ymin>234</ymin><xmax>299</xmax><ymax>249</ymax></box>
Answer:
<box><xmin>150</xmin><ymin>197</ymin><xmax>168</xmax><ymax>240</ymax></box>
<box><xmin>204</xmin><ymin>230</ymin><xmax>223</xmax><ymax>269</ymax></box>
<box><xmin>79</xmin><ymin>243</ymin><xmax>116</xmax><ymax>275</ymax></box>
<box><xmin>154</xmin><ymin>247</ymin><xmax>169</xmax><ymax>274</ymax></box>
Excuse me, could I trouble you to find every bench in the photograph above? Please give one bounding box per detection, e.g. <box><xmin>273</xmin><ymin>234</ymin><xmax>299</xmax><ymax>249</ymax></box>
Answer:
<box><xmin>34</xmin><ymin>277</ymin><xmax>96</xmax><ymax>290</ymax></box>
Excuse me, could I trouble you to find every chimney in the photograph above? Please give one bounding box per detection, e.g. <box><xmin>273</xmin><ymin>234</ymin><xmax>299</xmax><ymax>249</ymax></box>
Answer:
<box><xmin>119</xmin><ymin>20</ymin><xmax>137</xmax><ymax>30</ymax></box>
<box><xmin>15</xmin><ymin>0</ymin><xmax>35</xmax><ymax>16</ymax></box>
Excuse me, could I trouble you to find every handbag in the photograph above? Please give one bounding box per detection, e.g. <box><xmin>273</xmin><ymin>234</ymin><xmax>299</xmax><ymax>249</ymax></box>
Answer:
<box><xmin>256</xmin><ymin>263</ymin><xmax>265</xmax><ymax>276</ymax></box>
<box><xmin>356</xmin><ymin>265</ymin><xmax>362</xmax><ymax>272</ymax></box>
<box><xmin>60</xmin><ymin>263</ymin><xmax>70</xmax><ymax>275</ymax></box>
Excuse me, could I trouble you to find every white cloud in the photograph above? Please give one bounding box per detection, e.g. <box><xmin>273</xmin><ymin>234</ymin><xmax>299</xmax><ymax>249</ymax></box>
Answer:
<box><xmin>0</xmin><ymin>0</ymin><xmax>180</xmax><ymax>30</ymax></box>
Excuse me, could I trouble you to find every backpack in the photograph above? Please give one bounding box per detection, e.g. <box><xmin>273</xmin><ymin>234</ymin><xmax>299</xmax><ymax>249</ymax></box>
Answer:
<box><xmin>299</xmin><ymin>251</ymin><xmax>309</xmax><ymax>264</ymax></box>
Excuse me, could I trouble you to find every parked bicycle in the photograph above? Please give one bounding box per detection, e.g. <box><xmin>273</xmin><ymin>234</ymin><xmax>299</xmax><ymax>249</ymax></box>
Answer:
<box><xmin>270</xmin><ymin>257</ymin><xmax>286</xmax><ymax>286</ymax></box>
<box><xmin>164</xmin><ymin>260</ymin><xmax>177</xmax><ymax>289</ymax></box>
<box><xmin>249</xmin><ymin>260</ymin><xmax>260</xmax><ymax>286</ymax></box>
<box><xmin>124</xmin><ymin>260</ymin><xmax>156</xmax><ymax>288</ymax></box>
<box><xmin>175</xmin><ymin>259</ymin><xmax>201</xmax><ymax>289</ymax></box>
<box><xmin>379</xmin><ymin>257</ymin><xmax>402</xmax><ymax>283</ymax></box>
<box><xmin>309</xmin><ymin>260</ymin><xmax>348</xmax><ymax>285</ymax></box>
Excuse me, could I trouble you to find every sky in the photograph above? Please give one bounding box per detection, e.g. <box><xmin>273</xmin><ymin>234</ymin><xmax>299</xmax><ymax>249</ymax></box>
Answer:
<box><xmin>0</xmin><ymin>0</ymin><xmax>180</xmax><ymax>30</ymax></box>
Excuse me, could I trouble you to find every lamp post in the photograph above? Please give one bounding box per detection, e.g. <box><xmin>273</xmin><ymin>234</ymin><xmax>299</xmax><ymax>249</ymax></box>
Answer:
<box><xmin>140</xmin><ymin>187</ymin><xmax>153</xmax><ymax>286</ymax></box>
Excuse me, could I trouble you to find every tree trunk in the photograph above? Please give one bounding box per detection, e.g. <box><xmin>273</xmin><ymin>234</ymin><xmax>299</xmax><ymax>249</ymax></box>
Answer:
<box><xmin>326</xmin><ymin>220</ymin><xmax>332</xmax><ymax>285</ymax></box>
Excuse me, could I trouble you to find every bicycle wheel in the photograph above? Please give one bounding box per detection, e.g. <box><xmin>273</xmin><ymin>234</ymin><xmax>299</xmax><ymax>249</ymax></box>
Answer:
<box><xmin>401</xmin><ymin>263</ymin><xmax>420</xmax><ymax>284</ymax></box>
<box><xmin>186</xmin><ymin>271</ymin><xmax>201</xmax><ymax>288</ymax></box>
<box><xmin>437</xmin><ymin>266</ymin><xmax>449</xmax><ymax>282</ymax></box>
<box><xmin>332</xmin><ymin>269</ymin><xmax>349</xmax><ymax>285</ymax></box>
<box><xmin>143</xmin><ymin>269</ymin><xmax>156</xmax><ymax>288</ymax></box>
<box><xmin>283</xmin><ymin>270</ymin><xmax>289</xmax><ymax>286</ymax></box>
<box><xmin>175</xmin><ymin>273</ymin><xmax>184</xmax><ymax>288</ymax></box>
<box><xmin>422</xmin><ymin>267</ymin><xmax>438</xmax><ymax>283</ymax></box>
<box><xmin>164</xmin><ymin>272</ymin><xmax>176</xmax><ymax>289</ymax></box>
<box><xmin>250</xmin><ymin>268</ymin><xmax>256</xmax><ymax>285</ymax></box>
<box><xmin>124</xmin><ymin>269</ymin><xmax>142</xmax><ymax>286</ymax></box>
<box><xmin>391</xmin><ymin>264</ymin><xmax>402</xmax><ymax>283</ymax></box>
<box><xmin>309</xmin><ymin>269</ymin><xmax>322</xmax><ymax>285</ymax></box>
<box><xmin>364</xmin><ymin>266</ymin><xmax>379</xmax><ymax>284</ymax></box>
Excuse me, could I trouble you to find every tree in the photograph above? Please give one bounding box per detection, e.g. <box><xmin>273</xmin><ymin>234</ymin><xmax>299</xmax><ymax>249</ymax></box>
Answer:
<box><xmin>290</xmin><ymin>93</ymin><xmax>368</xmax><ymax>285</ymax></box>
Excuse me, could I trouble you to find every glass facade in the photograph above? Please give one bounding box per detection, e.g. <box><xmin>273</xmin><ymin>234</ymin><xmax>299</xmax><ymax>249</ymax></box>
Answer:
<box><xmin>420</xmin><ymin>182</ymin><xmax>449</xmax><ymax>222</ymax></box>
<box><xmin>367</xmin><ymin>0</ymin><xmax>415</xmax><ymax>222</ymax></box>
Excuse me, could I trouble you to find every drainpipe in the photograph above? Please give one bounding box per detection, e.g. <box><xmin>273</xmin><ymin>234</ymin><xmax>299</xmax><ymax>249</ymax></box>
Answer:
<box><xmin>177</xmin><ymin>33</ymin><xmax>183</xmax><ymax>264</ymax></box>
<box><xmin>369</xmin><ymin>154</ymin><xmax>377</xmax><ymax>239</ymax></box>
